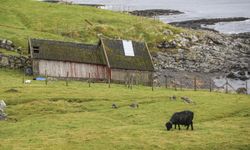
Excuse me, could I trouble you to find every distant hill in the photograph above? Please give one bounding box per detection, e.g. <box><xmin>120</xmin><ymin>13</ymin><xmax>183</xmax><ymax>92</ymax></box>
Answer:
<box><xmin>0</xmin><ymin>0</ymin><xmax>182</xmax><ymax>54</ymax></box>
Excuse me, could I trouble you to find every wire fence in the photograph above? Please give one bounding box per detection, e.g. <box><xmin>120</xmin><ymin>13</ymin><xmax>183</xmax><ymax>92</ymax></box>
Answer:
<box><xmin>22</xmin><ymin>72</ymin><xmax>249</xmax><ymax>95</ymax></box>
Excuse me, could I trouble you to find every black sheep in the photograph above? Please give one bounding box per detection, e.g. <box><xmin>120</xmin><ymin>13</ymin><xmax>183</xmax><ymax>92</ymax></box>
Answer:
<box><xmin>165</xmin><ymin>110</ymin><xmax>194</xmax><ymax>131</ymax></box>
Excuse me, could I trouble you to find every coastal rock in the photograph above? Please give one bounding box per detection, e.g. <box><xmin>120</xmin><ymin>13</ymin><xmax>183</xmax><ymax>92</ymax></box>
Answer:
<box><xmin>153</xmin><ymin>30</ymin><xmax>250</xmax><ymax>89</ymax></box>
<box><xmin>163</xmin><ymin>29</ymin><xmax>174</xmax><ymax>36</ymax></box>
<box><xmin>129</xmin><ymin>9</ymin><xmax>184</xmax><ymax>17</ymax></box>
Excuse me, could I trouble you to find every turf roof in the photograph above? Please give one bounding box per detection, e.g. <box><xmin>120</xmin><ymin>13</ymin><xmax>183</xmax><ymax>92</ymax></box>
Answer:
<box><xmin>29</xmin><ymin>38</ymin><xmax>106</xmax><ymax>65</ymax></box>
<box><xmin>29</xmin><ymin>38</ymin><xmax>154</xmax><ymax>71</ymax></box>
<box><xmin>101</xmin><ymin>38</ymin><xmax>154</xmax><ymax>71</ymax></box>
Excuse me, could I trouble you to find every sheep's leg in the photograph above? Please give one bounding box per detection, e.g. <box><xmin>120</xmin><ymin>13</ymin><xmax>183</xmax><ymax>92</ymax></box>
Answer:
<box><xmin>191</xmin><ymin>122</ymin><xmax>194</xmax><ymax>130</ymax></box>
<box><xmin>186</xmin><ymin>125</ymin><xmax>189</xmax><ymax>130</ymax></box>
<box><xmin>178</xmin><ymin>124</ymin><xmax>181</xmax><ymax>130</ymax></box>
<box><xmin>174</xmin><ymin>124</ymin><xmax>176</xmax><ymax>129</ymax></box>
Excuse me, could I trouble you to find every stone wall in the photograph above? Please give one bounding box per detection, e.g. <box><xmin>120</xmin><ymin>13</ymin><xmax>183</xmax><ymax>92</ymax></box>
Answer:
<box><xmin>0</xmin><ymin>54</ymin><xmax>31</xmax><ymax>70</ymax></box>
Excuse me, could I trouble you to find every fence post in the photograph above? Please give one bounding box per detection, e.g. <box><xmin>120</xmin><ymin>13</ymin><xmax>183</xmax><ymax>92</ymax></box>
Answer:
<box><xmin>128</xmin><ymin>73</ymin><xmax>131</xmax><ymax>89</ymax></box>
<box><xmin>165</xmin><ymin>76</ymin><xmax>168</xmax><ymax>88</ymax></box>
<box><xmin>88</xmin><ymin>72</ymin><xmax>91</xmax><ymax>87</ymax></box>
<box><xmin>45</xmin><ymin>70</ymin><xmax>48</xmax><ymax>85</ymax></box>
<box><xmin>124</xmin><ymin>75</ymin><xmax>127</xmax><ymax>87</ymax></box>
<box><xmin>180</xmin><ymin>79</ymin><xmax>182</xmax><ymax>91</ymax></box>
<box><xmin>130</xmin><ymin>75</ymin><xmax>133</xmax><ymax>90</ymax></box>
<box><xmin>66</xmin><ymin>72</ymin><xmax>69</xmax><ymax>86</ymax></box>
<box><xmin>246</xmin><ymin>80</ymin><xmax>248</xmax><ymax>95</ymax></box>
<box><xmin>45</xmin><ymin>73</ymin><xmax>48</xmax><ymax>86</ymax></box>
<box><xmin>209</xmin><ymin>78</ymin><xmax>212</xmax><ymax>92</ymax></box>
<box><xmin>108</xmin><ymin>73</ymin><xmax>111</xmax><ymax>88</ymax></box>
<box><xmin>151</xmin><ymin>78</ymin><xmax>154</xmax><ymax>91</ymax></box>
<box><xmin>22</xmin><ymin>74</ymin><xmax>25</xmax><ymax>84</ymax></box>
<box><xmin>194</xmin><ymin>77</ymin><xmax>197</xmax><ymax>91</ymax></box>
<box><xmin>225</xmin><ymin>78</ymin><xmax>229</xmax><ymax>94</ymax></box>
<box><xmin>173</xmin><ymin>77</ymin><xmax>177</xmax><ymax>91</ymax></box>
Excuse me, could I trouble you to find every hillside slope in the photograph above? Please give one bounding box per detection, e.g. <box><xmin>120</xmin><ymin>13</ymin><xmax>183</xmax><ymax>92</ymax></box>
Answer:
<box><xmin>0</xmin><ymin>0</ymin><xmax>181</xmax><ymax>53</ymax></box>
<box><xmin>0</xmin><ymin>69</ymin><xmax>250</xmax><ymax>149</ymax></box>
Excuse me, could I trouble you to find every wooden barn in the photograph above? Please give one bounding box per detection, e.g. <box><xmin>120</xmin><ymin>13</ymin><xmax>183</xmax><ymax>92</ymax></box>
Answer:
<box><xmin>29</xmin><ymin>38</ymin><xmax>154</xmax><ymax>84</ymax></box>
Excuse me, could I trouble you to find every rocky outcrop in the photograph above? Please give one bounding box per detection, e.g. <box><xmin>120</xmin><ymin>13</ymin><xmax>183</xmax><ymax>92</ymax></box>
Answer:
<box><xmin>129</xmin><ymin>9</ymin><xmax>184</xmax><ymax>17</ymax></box>
<box><xmin>170</xmin><ymin>17</ymin><xmax>249</xmax><ymax>31</ymax></box>
<box><xmin>153</xmin><ymin>30</ymin><xmax>250</xmax><ymax>88</ymax></box>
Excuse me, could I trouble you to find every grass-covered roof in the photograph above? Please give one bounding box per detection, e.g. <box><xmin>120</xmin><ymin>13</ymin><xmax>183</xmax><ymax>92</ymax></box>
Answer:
<box><xmin>30</xmin><ymin>38</ymin><xmax>154</xmax><ymax>71</ymax></box>
<box><xmin>30</xmin><ymin>38</ymin><xmax>106</xmax><ymax>65</ymax></box>
<box><xmin>101</xmin><ymin>38</ymin><xmax>154</xmax><ymax>71</ymax></box>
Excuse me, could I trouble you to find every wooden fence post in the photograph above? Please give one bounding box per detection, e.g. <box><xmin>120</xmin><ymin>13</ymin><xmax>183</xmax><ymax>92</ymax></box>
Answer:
<box><xmin>108</xmin><ymin>74</ymin><xmax>111</xmax><ymax>88</ymax></box>
<box><xmin>22</xmin><ymin>74</ymin><xmax>25</xmax><ymax>84</ymax></box>
<box><xmin>130</xmin><ymin>75</ymin><xmax>133</xmax><ymax>90</ymax></box>
<box><xmin>173</xmin><ymin>77</ymin><xmax>177</xmax><ymax>91</ymax></box>
<box><xmin>45</xmin><ymin>73</ymin><xmax>48</xmax><ymax>86</ymax></box>
<box><xmin>127</xmin><ymin>73</ymin><xmax>130</xmax><ymax>89</ymax></box>
<box><xmin>165</xmin><ymin>76</ymin><xmax>168</xmax><ymax>89</ymax></box>
<box><xmin>45</xmin><ymin>70</ymin><xmax>48</xmax><ymax>85</ymax></box>
<box><xmin>209</xmin><ymin>79</ymin><xmax>212</xmax><ymax>92</ymax></box>
<box><xmin>88</xmin><ymin>72</ymin><xmax>91</xmax><ymax>87</ymax></box>
<box><xmin>66</xmin><ymin>72</ymin><xmax>69</xmax><ymax>86</ymax></box>
<box><xmin>151</xmin><ymin>78</ymin><xmax>154</xmax><ymax>91</ymax></box>
<box><xmin>246</xmin><ymin>80</ymin><xmax>248</xmax><ymax>95</ymax></box>
<box><xmin>180</xmin><ymin>79</ymin><xmax>182</xmax><ymax>91</ymax></box>
<box><xmin>225</xmin><ymin>78</ymin><xmax>229</xmax><ymax>94</ymax></box>
<box><xmin>194</xmin><ymin>77</ymin><xmax>197</xmax><ymax>91</ymax></box>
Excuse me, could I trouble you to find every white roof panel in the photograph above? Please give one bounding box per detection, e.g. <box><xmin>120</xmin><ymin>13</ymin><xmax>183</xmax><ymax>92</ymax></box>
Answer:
<box><xmin>122</xmin><ymin>40</ymin><xmax>135</xmax><ymax>57</ymax></box>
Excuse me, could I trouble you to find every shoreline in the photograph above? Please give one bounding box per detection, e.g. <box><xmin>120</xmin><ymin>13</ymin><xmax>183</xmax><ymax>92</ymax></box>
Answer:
<box><xmin>169</xmin><ymin>17</ymin><xmax>249</xmax><ymax>32</ymax></box>
<box><xmin>128</xmin><ymin>9</ymin><xmax>184</xmax><ymax>17</ymax></box>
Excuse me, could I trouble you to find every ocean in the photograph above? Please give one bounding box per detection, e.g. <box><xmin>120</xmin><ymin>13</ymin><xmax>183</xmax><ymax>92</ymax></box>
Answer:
<box><xmin>73</xmin><ymin>0</ymin><xmax>250</xmax><ymax>34</ymax></box>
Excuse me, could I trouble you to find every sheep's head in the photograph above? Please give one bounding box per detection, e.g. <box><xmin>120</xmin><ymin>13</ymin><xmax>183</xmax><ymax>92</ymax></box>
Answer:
<box><xmin>165</xmin><ymin>122</ymin><xmax>172</xmax><ymax>131</ymax></box>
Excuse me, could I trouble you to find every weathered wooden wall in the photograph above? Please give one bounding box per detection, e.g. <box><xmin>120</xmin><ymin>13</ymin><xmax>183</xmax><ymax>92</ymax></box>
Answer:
<box><xmin>33</xmin><ymin>59</ymin><xmax>108</xmax><ymax>79</ymax></box>
<box><xmin>111</xmin><ymin>69</ymin><xmax>153</xmax><ymax>84</ymax></box>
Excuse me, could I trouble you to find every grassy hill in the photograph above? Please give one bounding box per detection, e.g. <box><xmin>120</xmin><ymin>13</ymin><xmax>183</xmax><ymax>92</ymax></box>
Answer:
<box><xmin>0</xmin><ymin>69</ymin><xmax>249</xmax><ymax>149</ymax></box>
<box><xmin>0</xmin><ymin>0</ymin><xmax>182</xmax><ymax>54</ymax></box>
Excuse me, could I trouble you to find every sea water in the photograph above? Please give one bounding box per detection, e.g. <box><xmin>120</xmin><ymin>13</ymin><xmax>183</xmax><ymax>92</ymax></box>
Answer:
<box><xmin>73</xmin><ymin>0</ymin><xmax>250</xmax><ymax>34</ymax></box>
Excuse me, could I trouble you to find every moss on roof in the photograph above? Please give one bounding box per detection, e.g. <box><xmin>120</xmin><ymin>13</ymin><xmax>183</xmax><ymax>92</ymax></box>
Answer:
<box><xmin>30</xmin><ymin>39</ymin><xmax>106</xmax><ymax>65</ymax></box>
<box><xmin>101</xmin><ymin>38</ymin><xmax>154</xmax><ymax>71</ymax></box>
<box><xmin>30</xmin><ymin>38</ymin><xmax>154</xmax><ymax>71</ymax></box>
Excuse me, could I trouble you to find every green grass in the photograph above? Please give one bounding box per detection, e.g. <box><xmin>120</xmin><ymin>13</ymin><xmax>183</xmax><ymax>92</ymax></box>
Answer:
<box><xmin>0</xmin><ymin>48</ymin><xmax>20</xmax><ymax>56</ymax></box>
<box><xmin>0</xmin><ymin>0</ymin><xmax>182</xmax><ymax>53</ymax></box>
<box><xmin>0</xmin><ymin>68</ymin><xmax>249</xmax><ymax>149</ymax></box>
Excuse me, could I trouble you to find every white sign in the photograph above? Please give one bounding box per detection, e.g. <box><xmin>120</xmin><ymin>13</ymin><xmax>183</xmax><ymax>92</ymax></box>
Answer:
<box><xmin>122</xmin><ymin>40</ymin><xmax>135</xmax><ymax>56</ymax></box>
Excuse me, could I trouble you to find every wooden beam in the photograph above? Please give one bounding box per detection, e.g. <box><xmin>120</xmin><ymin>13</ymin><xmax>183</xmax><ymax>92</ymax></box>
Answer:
<box><xmin>144</xmin><ymin>42</ymin><xmax>154</xmax><ymax>71</ymax></box>
<box><xmin>100</xmin><ymin>38</ymin><xmax>111</xmax><ymax>68</ymax></box>
<box><xmin>28</xmin><ymin>37</ymin><xmax>33</xmax><ymax>58</ymax></box>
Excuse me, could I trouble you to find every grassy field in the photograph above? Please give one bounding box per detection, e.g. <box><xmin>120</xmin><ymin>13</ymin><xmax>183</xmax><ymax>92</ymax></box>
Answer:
<box><xmin>0</xmin><ymin>0</ymin><xmax>182</xmax><ymax>53</ymax></box>
<box><xmin>0</xmin><ymin>69</ymin><xmax>249</xmax><ymax>149</ymax></box>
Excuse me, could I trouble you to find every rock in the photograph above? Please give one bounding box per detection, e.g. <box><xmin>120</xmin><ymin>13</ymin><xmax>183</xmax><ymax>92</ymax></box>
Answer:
<box><xmin>227</xmin><ymin>71</ymin><xmax>249</xmax><ymax>81</ymax></box>
<box><xmin>129</xmin><ymin>9</ymin><xmax>184</xmax><ymax>17</ymax></box>
<box><xmin>236</xmin><ymin>88</ymin><xmax>247</xmax><ymax>94</ymax></box>
<box><xmin>0</xmin><ymin>54</ymin><xmax>30</xmax><ymax>69</ymax></box>
<box><xmin>163</xmin><ymin>29</ymin><xmax>173</xmax><ymax>36</ymax></box>
<box><xmin>112</xmin><ymin>103</ymin><xmax>118</xmax><ymax>109</ymax></box>
<box><xmin>0</xmin><ymin>56</ymin><xmax>9</xmax><ymax>66</ymax></box>
<box><xmin>157</xmin><ymin>41</ymin><xmax>176</xmax><ymax>49</ymax></box>
<box><xmin>6</xmin><ymin>40</ymin><xmax>13</xmax><ymax>46</ymax></box>
<box><xmin>169</xmin><ymin>96</ymin><xmax>177</xmax><ymax>101</ymax></box>
<box><xmin>0</xmin><ymin>114</ymin><xmax>7</xmax><ymax>121</ymax></box>
<box><xmin>129</xmin><ymin>102</ymin><xmax>139</xmax><ymax>108</ymax></box>
<box><xmin>0</xmin><ymin>39</ymin><xmax>15</xmax><ymax>51</ymax></box>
